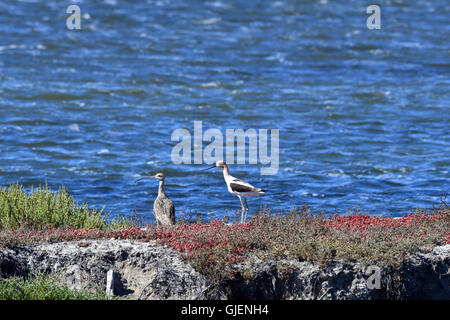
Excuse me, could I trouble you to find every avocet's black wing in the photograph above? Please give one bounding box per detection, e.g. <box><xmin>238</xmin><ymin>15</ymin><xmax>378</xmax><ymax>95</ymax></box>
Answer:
<box><xmin>229</xmin><ymin>179</ymin><xmax>265</xmax><ymax>193</ymax></box>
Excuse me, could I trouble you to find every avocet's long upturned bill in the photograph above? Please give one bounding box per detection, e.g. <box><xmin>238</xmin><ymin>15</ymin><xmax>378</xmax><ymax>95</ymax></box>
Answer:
<box><xmin>135</xmin><ymin>173</ymin><xmax>175</xmax><ymax>226</ymax></box>
<box><xmin>204</xmin><ymin>160</ymin><xmax>266</xmax><ymax>223</ymax></box>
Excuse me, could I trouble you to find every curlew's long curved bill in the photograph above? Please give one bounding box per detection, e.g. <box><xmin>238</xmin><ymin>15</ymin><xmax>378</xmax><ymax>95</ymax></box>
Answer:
<box><xmin>202</xmin><ymin>165</ymin><xmax>216</xmax><ymax>171</ymax></box>
<box><xmin>135</xmin><ymin>176</ymin><xmax>156</xmax><ymax>183</ymax></box>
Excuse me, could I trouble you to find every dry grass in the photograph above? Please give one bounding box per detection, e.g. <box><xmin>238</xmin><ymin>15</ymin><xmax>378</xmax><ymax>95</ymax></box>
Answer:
<box><xmin>150</xmin><ymin>203</ymin><xmax>449</xmax><ymax>282</ymax></box>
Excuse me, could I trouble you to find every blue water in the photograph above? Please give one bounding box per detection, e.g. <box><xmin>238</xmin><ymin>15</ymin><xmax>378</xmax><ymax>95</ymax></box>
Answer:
<box><xmin>0</xmin><ymin>0</ymin><xmax>449</xmax><ymax>222</ymax></box>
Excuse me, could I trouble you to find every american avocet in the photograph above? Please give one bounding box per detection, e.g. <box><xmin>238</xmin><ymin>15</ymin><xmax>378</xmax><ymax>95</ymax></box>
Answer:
<box><xmin>204</xmin><ymin>160</ymin><xmax>266</xmax><ymax>223</ymax></box>
<box><xmin>135</xmin><ymin>173</ymin><xmax>175</xmax><ymax>226</ymax></box>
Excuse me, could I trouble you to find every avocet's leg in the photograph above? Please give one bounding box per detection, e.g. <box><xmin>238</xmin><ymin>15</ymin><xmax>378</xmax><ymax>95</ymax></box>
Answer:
<box><xmin>238</xmin><ymin>196</ymin><xmax>245</xmax><ymax>224</ymax></box>
<box><xmin>243</xmin><ymin>198</ymin><xmax>249</xmax><ymax>222</ymax></box>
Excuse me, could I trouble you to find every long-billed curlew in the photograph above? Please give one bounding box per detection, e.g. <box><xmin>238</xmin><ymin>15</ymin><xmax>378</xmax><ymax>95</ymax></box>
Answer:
<box><xmin>135</xmin><ymin>172</ymin><xmax>175</xmax><ymax>226</ymax></box>
<box><xmin>204</xmin><ymin>160</ymin><xmax>266</xmax><ymax>223</ymax></box>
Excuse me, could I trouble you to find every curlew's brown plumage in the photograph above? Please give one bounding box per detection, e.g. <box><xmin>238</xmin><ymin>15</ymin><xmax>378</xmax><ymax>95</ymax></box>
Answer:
<box><xmin>135</xmin><ymin>172</ymin><xmax>175</xmax><ymax>226</ymax></box>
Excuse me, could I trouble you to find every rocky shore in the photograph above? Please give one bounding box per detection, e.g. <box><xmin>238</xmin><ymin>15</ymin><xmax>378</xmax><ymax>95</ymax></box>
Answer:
<box><xmin>1</xmin><ymin>239</ymin><xmax>449</xmax><ymax>300</ymax></box>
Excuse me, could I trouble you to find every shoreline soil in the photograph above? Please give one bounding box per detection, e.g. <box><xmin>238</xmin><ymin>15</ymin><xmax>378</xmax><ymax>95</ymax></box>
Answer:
<box><xmin>1</xmin><ymin>239</ymin><xmax>448</xmax><ymax>300</ymax></box>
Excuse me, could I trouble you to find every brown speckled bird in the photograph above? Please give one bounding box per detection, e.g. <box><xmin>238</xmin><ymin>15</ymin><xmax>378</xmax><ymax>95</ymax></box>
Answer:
<box><xmin>135</xmin><ymin>173</ymin><xmax>175</xmax><ymax>226</ymax></box>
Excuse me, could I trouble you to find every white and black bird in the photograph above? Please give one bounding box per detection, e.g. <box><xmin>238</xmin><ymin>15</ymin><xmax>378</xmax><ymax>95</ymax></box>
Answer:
<box><xmin>135</xmin><ymin>172</ymin><xmax>175</xmax><ymax>226</ymax></box>
<box><xmin>204</xmin><ymin>160</ymin><xmax>266</xmax><ymax>223</ymax></box>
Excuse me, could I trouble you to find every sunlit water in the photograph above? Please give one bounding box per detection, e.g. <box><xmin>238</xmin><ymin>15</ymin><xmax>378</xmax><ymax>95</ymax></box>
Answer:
<box><xmin>0</xmin><ymin>0</ymin><xmax>448</xmax><ymax>222</ymax></box>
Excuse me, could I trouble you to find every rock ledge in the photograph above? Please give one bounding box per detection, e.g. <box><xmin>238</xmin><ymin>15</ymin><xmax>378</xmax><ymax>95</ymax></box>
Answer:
<box><xmin>1</xmin><ymin>240</ymin><xmax>449</xmax><ymax>300</ymax></box>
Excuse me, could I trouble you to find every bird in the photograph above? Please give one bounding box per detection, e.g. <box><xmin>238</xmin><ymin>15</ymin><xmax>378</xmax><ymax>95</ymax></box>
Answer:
<box><xmin>135</xmin><ymin>172</ymin><xmax>175</xmax><ymax>226</ymax></box>
<box><xmin>204</xmin><ymin>160</ymin><xmax>266</xmax><ymax>223</ymax></box>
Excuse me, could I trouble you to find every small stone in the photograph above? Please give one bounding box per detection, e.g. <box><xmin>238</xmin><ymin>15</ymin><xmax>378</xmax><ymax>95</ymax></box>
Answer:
<box><xmin>106</xmin><ymin>269</ymin><xmax>115</xmax><ymax>295</ymax></box>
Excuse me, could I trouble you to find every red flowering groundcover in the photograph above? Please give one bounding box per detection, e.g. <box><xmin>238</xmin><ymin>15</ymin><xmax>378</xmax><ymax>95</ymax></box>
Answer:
<box><xmin>1</xmin><ymin>205</ymin><xmax>449</xmax><ymax>282</ymax></box>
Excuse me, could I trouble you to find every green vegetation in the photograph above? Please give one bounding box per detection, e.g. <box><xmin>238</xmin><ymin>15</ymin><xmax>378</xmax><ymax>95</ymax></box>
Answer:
<box><xmin>0</xmin><ymin>272</ymin><xmax>112</xmax><ymax>300</ymax></box>
<box><xmin>0</xmin><ymin>183</ymin><xmax>133</xmax><ymax>231</ymax></box>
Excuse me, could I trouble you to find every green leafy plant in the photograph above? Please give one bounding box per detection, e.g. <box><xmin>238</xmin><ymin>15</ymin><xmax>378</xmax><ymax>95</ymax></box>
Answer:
<box><xmin>0</xmin><ymin>183</ymin><xmax>132</xmax><ymax>231</ymax></box>
<box><xmin>0</xmin><ymin>272</ymin><xmax>112</xmax><ymax>300</ymax></box>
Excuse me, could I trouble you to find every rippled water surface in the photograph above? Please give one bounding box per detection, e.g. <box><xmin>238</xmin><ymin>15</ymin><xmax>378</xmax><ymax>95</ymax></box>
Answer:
<box><xmin>0</xmin><ymin>0</ymin><xmax>449</xmax><ymax>222</ymax></box>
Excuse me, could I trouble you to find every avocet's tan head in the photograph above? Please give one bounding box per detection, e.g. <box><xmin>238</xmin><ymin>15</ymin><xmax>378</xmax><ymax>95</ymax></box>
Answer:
<box><xmin>215</xmin><ymin>160</ymin><xmax>226</xmax><ymax>168</ymax></box>
<box><xmin>203</xmin><ymin>160</ymin><xmax>227</xmax><ymax>171</ymax></box>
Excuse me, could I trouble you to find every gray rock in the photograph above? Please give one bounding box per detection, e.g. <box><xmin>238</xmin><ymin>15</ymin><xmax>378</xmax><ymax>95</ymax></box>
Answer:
<box><xmin>227</xmin><ymin>245</ymin><xmax>449</xmax><ymax>300</ymax></box>
<box><xmin>0</xmin><ymin>239</ymin><xmax>221</xmax><ymax>300</ymax></box>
